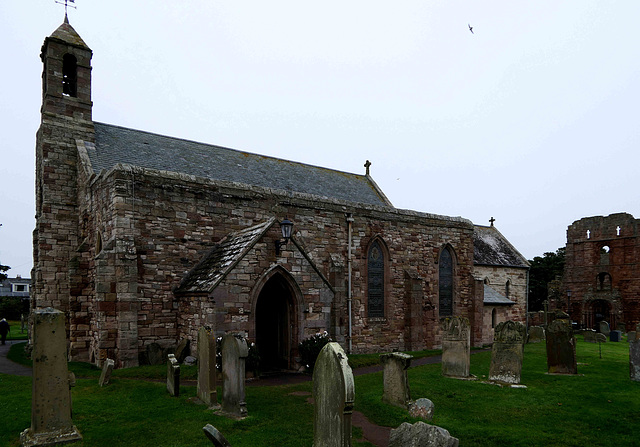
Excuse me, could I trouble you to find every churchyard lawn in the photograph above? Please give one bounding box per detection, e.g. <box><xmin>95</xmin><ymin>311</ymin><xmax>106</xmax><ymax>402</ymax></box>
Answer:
<box><xmin>1</xmin><ymin>338</ymin><xmax>639</xmax><ymax>446</ymax></box>
<box><xmin>5</xmin><ymin>320</ymin><xmax>27</xmax><ymax>341</ymax></box>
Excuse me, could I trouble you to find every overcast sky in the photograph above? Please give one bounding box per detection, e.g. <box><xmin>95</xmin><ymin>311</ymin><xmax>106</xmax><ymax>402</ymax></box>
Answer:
<box><xmin>1</xmin><ymin>1</ymin><xmax>639</xmax><ymax>278</ymax></box>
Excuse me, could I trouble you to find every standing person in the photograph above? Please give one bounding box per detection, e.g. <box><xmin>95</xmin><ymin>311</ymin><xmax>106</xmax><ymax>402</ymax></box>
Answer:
<box><xmin>0</xmin><ymin>318</ymin><xmax>10</xmax><ymax>345</ymax></box>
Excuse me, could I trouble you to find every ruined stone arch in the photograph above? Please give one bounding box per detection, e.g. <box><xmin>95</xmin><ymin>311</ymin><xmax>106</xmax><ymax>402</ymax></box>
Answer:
<box><xmin>365</xmin><ymin>235</ymin><xmax>390</xmax><ymax>319</ymax></box>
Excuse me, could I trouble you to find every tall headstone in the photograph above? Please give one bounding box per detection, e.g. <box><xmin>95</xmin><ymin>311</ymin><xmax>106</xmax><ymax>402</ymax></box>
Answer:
<box><xmin>628</xmin><ymin>331</ymin><xmax>637</xmax><ymax>343</ymax></box>
<box><xmin>441</xmin><ymin>316</ymin><xmax>470</xmax><ymax>378</ymax></box>
<box><xmin>167</xmin><ymin>354</ymin><xmax>180</xmax><ymax>397</ymax></box>
<box><xmin>527</xmin><ymin>326</ymin><xmax>545</xmax><ymax>343</ymax></box>
<box><xmin>98</xmin><ymin>358</ymin><xmax>115</xmax><ymax>387</ymax></box>
<box><xmin>221</xmin><ymin>333</ymin><xmax>249</xmax><ymax>419</ymax></box>
<box><xmin>546</xmin><ymin>319</ymin><xmax>577</xmax><ymax>375</ymax></box>
<box><xmin>630</xmin><ymin>325</ymin><xmax>640</xmax><ymax>382</ymax></box>
<box><xmin>20</xmin><ymin>308</ymin><xmax>82</xmax><ymax>446</ymax></box>
<box><xmin>380</xmin><ymin>352</ymin><xmax>413</xmax><ymax>408</ymax></box>
<box><xmin>197</xmin><ymin>326</ymin><xmax>218</xmax><ymax>407</ymax></box>
<box><xmin>598</xmin><ymin>321</ymin><xmax>611</xmax><ymax>337</ymax></box>
<box><xmin>389</xmin><ymin>422</ymin><xmax>459</xmax><ymax>447</ymax></box>
<box><xmin>489</xmin><ymin>321</ymin><xmax>525</xmax><ymax>384</ymax></box>
<box><xmin>313</xmin><ymin>342</ymin><xmax>354</xmax><ymax>447</ymax></box>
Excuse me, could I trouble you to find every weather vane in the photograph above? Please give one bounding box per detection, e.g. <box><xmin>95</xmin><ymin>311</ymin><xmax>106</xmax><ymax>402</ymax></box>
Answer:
<box><xmin>55</xmin><ymin>0</ymin><xmax>76</xmax><ymax>16</ymax></box>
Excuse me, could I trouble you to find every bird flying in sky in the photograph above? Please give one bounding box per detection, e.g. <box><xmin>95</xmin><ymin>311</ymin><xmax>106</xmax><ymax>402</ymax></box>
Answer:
<box><xmin>468</xmin><ymin>24</ymin><xmax>474</xmax><ymax>34</ymax></box>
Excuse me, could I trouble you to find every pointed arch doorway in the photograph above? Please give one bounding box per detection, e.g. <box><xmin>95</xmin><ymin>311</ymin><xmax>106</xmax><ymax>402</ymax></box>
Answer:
<box><xmin>255</xmin><ymin>272</ymin><xmax>298</xmax><ymax>372</ymax></box>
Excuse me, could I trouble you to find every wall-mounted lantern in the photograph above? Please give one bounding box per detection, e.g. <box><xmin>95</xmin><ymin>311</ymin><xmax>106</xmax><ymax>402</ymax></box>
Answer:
<box><xmin>275</xmin><ymin>218</ymin><xmax>294</xmax><ymax>256</ymax></box>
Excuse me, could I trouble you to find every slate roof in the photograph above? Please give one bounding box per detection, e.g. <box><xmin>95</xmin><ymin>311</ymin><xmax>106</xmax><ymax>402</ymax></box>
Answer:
<box><xmin>49</xmin><ymin>16</ymin><xmax>90</xmax><ymax>49</ymax></box>
<box><xmin>483</xmin><ymin>284</ymin><xmax>515</xmax><ymax>305</ymax></box>
<box><xmin>473</xmin><ymin>225</ymin><xmax>529</xmax><ymax>268</ymax></box>
<box><xmin>175</xmin><ymin>219</ymin><xmax>275</xmax><ymax>294</ymax></box>
<box><xmin>89</xmin><ymin>122</ymin><xmax>391</xmax><ymax>207</ymax></box>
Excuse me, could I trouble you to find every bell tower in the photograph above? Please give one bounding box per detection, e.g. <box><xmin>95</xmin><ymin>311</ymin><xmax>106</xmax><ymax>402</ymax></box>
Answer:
<box><xmin>33</xmin><ymin>16</ymin><xmax>94</xmax><ymax>320</ymax></box>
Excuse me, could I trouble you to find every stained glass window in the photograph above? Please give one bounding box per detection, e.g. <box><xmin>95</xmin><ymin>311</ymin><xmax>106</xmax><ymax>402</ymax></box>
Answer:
<box><xmin>368</xmin><ymin>240</ymin><xmax>384</xmax><ymax>318</ymax></box>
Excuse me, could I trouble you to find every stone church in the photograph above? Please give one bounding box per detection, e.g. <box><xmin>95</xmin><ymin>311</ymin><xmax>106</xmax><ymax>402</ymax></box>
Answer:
<box><xmin>561</xmin><ymin>213</ymin><xmax>640</xmax><ymax>331</ymax></box>
<box><xmin>32</xmin><ymin>18</ymin><xmax>528</xmax><ymax>368</ymax></box>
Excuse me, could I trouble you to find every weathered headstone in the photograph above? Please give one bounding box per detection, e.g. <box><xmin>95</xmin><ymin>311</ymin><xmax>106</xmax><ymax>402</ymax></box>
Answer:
<box><xmin>380</xmin><ymin>352</ymin><xmax>413</xmax><ymax>408</ymax></box>
<box><xmin>146</xmin><ymin>342</ymin><xmax>165</xmax><ymax>366</ymax></box>
<box><xmin>389</xmin><ymin>422</ymin><xmax>459</xmax><ymax>447</ymax></box>
<box><xmin>489</xmin><ymin>321</ymin><xmax>525</xmax><ymax>384</ymax></box>
<box><xmin>441</xmin><ymin>316</ymin><xmax>470</xmax><ymax>378</ymax></box>
<box><xmin>203</xmin><ymin>424</ymin><xmax>232</xmax><ymax>447</ymax></box>
<box><xmin>527</xmin><ymin>326</ymin><xmax>545</xmax><ymax>343</ymax></box>
<box><xmin>610</xmin><ymin>330</ymin><xmax>622</xmax><ymax>342</ymax></box>
<box><xmin>630</xmin><ymin>328</ymin><xmax>640</xmax><ymax>381</ymax></box>
<box><xmin>598</xmin><ymin>321</ymin><xmax>611</xmax><ymax>337</ymax></box>
<box><xmin>197</xmin><ymin>326</ymin><xmax>218</xmax><ymax>407</ymax></box>
<box><xmin>221</xmin><ymin>333</ymin><xmax>249</xmax><ymax>419</ymax></box>
<box><xmin>628</xmin><ymin>331</ymin><xmax>637</xmax><ymax>343</ymax></box>
<box><xmin>596</xmin><ymin>333</ymin><xmax>607</xmax><ymax>344</ymax></box>
<box><xmin>167</xmin><ymin>354</ymin><xmax>180</xmax><ymax>397</ymax></box>
<box><xmin>408</xmin><ymin>398</ymin><xmax>434</xmax><ymax>421</ymax></box>
<box><xmin>98</xmin><ymin>358</ymin><xmax>115</xmax><ymax>387</ymax></box>
<box><xmin>175</xmin><ymin>338</ymin><xmax>190</xmax><ymax>363</ymax></box>
<box><xmin>313</xmin><ymin>342</ymin><xmax>354</xmax><ymax>447</ymax></box>
<box><xmin>546</xmin><ymin>319</ymin><xmax>578</xmax><ymax>375</ymax></box>
<box><xmin>20</xmin><ymin>308</ymin><xmax>82</xmax><ymax>446</ymax></box>
<box><xmin>583</xmin><ymin>329</ymin><xmax>597</xmax><ymax>343</ymax></box>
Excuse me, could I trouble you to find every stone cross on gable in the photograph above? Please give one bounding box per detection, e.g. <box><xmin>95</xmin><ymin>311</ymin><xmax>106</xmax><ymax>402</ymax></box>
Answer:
<box><xmin>364</xmin><ymin>160</ymin><xmax>371</xmax><ymax>176</ymax></box>
<box><xmin>489</xmin><ymin>217</ymin><xmax>495</xmax><ymax>227</ymax></box>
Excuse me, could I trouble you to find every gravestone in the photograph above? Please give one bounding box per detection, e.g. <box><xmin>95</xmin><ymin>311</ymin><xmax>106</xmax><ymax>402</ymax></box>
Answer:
<box><xmin>527</xmin><ymin>326</ymin><xmax>545</xmax><ymax>343</ymax></box>
<box><xmin>21</xmin><ymin>313</ymin><xmax>26</xmax><ymax>332</ymax></box>
<box><xmin>146</xmin><ymin>342</ymin><xmax>165</xmax><ymax>366</ymax></box>
<box><xmin>167</xmin><ymin>354</ymin><xmax>180</xmax><ymax>397</ymax></box>
<box><xmin>408</xmin><ymin>398</ymin><xmax>434</xmax><ymax>421</ymax></box>
<box><xmin>20</xmin><ymin>308</ymin><xmax>82</xmax><ymax>446</ymax></box>
<box><xmin>628</xmin><ymin>331</ymin><xmax>636</xmax><ymax>343</ymax></box>
<box><xmin>313</xmin><ymin>342</ymin><xmax>354</xmax><ymax>447</ymax></box>
<box><xmin>583</xmin><ymin>329</ymin><xmax>597</xmax><ymax>343</ymax></box>
<box><xmin>630</xmin><ymin>325</ymin><xmax>640</xmax><ymax>382</ymax></box>
<box><xmin>595</xmin><ymin>333</ymin><xmax>607</xmax><ymax>344</ymax></box>
<box><xmin>175</xmin><ymin>338</ymin><xmax>190</xmax><ymax>363</ymax></box>
<box><xmin>203</xmin><ymin>424</ymin><xmax>232</xmax><ymax>447</ymax></box>
<box><xmin>598</xmin><ymin>321</ymin><xmax>611</xmax><ymax>337</ymax></box>
<box><xmin>98</xmin><ymin>358</ymin><xmax>115</xmax><ymax>387</ymax></box>
<box><xmin>221</xmin><ymin>333</ymin><xmax>249</xmax><ymax>419</ymax></box>
<box><xmin>197</xmin><ymin>326</ymin><xmax>218</xmax><ymax>407</ymax></box>
<box><xmin>489</xmin><ymin>321</ymin><xmax>525</xmax><ymax>384</ymax></box>
<box><xmin>380</xmin><ymin>352</ymin><xmax>413</xmax><ymax>408</ymax></box>
<box><xmin>610</xmin><ymin>330</ymin><xmax>622</xmax><ymax>342</ymax></box>
<box><xmin>389</xmin><ymin>422</ymin><xmax>459</xmax><ymax>447</ymax></box>
<box><xmin>441</xmin><ymin>316</ymin><xmax>470</xmax><ymax>378</ymax></box>
<box><xmin>546</xmin><ymin>319</ymin><xmax>577</xmax><ymax>375</ymax></box>
<box><xmin>617</xmin><ymin>323</ymin><xmax>626</xmax><ymax>333</ymax></box>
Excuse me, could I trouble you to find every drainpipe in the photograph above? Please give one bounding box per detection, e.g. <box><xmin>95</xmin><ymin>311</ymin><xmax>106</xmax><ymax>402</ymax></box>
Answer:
<box><xmin>346</xmin><ymin>213</ymin><xmax>354</xmax><ymax>354</ymax></box>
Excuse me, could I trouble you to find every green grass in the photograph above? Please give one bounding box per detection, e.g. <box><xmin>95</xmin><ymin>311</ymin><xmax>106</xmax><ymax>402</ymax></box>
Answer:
<box><xmin>5</xmin><ymin>320</ymin><xmax>28</xmax><ymax>341</ymax></box>
<box><xmin>2</xmin><ymin>340</ymin><xmax>639</xmax><ymax>446</ymax></box>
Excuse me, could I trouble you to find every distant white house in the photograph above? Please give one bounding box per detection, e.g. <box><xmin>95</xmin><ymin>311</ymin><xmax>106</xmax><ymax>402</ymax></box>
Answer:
<box><xmin>0</xmin><ymin>276</ymin><xmax>32</xmax><ymax>298</ymax></box>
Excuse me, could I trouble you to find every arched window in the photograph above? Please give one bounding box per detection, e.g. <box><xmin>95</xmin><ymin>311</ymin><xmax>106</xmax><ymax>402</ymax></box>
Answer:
<box><xmin>62</xmin><ymin>54</ymin><xmax>78</xmax><ymax>97</ymax></box>
<box><xmin>367</xmin><ymin>240</ymin><xmax>385</xmax><ymax>318</ymax></box>
<box><xmin>505</xmin><ymin>280</ymin><xmax>510</xmax><ymax>298</ymax></box>
<box><xmin>597</xmin><ymin>272</ymin><xmax>612</xmax><ymax>291</ymax></box>
<box><xmin>439</xmin><ymin>247</ymin><xmax>454</xmax><ymax>317</ymax></box>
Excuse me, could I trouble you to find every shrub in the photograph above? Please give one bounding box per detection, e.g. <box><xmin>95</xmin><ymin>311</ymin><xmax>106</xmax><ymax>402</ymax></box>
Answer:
<box><xmin>298</xmin><ymin>331</ymin><xmax>331</xmax><ymax>373</ymax></box>
<box><xmin>0</xmin><ymin>297</ymin><xmax>29</xmax><ymax>321</ymax></box>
